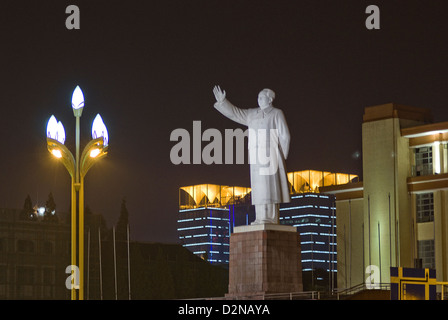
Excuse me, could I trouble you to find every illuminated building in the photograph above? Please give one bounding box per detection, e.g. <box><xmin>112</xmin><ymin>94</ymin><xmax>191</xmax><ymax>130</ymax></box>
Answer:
<box><xmin>279</xmin><ymin>192</ymin><xmax>338</xmax><ymax>290</ymax></box>
<box><xmin>177</xmin><ymin>170</ymin><xmax>358</xmax><ymax>291</ymax></box>
<box><xmin>321</xmin><ymin>103</ymin><xmax>448</xmax><ymax>290</ymax></box>
<box><xmin>278</xmin><ymin>170</ymin><xmax>357</xmax><ymax>290</ymax></box>
<box><xmin>284</xmin><ymin>170</ymin><xmax>358</xmax><ymax>286</ymax></box>
<box><xmin>178</xmin><ymin>185</ymin><xmax>251</xmax><ymax>264</ymax></box>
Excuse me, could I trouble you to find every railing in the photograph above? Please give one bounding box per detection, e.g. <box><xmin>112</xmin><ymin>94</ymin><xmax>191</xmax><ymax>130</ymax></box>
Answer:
<box><xmin>191</xmin><ymin>287</ymin><xmax>385</xmax><ymax>300</ymax></box>
<box><xmin>226</xmin><ymin>291</ymin><xmax>322</xmax><ymax>300</ymax></box>
<box><xmin>437</xmin><ymin>283</ymin><xmax>448</xmax><ymax>300</ymax></box>
<box><xmin>193</xmin><ymin>291</ymin><xmax>323</xmax><ymax>300</ymax></box>
<box><xmin>333</xmin><ymin>282</ymin><xmax>390</xmax><ymax>300</ymax></box>
<box><xmin>193</xmin><ymin>284</ymin><xmax>390</xmax><ymax>300</ymax></box>
<box><xmin>192</xmin><ymin>281</ymin><xmax>448</xmax><ymax>300</ymax></box>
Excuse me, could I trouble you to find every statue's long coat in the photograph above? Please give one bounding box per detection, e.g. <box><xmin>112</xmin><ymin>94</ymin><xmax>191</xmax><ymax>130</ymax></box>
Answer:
<box><xmin>214</xmin><ymin>99</ymin><xmax>291</xmax><ymax>205</ymax></box>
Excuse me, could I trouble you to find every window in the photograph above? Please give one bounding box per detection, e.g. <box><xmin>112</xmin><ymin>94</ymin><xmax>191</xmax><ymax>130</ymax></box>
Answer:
<box><xmin>416</xmin><ymin>193</ymin><xmax>434</xmax><ymax>223</ymax></box>
<box><xmin>42</xmin><ymin>268</ymin><xmax>54</xmax><ymax>285</ymax></box>
<box><xmin>418</xmin><ymin>240</ymin><xmax>435</xmax><ymax>269</ymax></box>
<box><xmin>0</xmin><ymin>266</ymin><xmax>6</xmax><ymax>297</ymax></box>
<box><xmin>43</xmin><ymin>241</ymin><xmax>54</xmax><ymax>255</ymax></box>
<box><xmin>17</xmin><ymin>240</ymin><xmax>35</xmax><ymax>253</ymax></box>
<box><xmin>0</xmin><ymin>266</ymin><xmax>6</xmax><ymax>284</ymax></box>
<box><xmin>42</xmin><ymin>268</ymin><xmax>55</xmax><ymax>299</ymax></box>
<box><xmin>17</xmin><ymin>267</ymin><xmax>35</xmax><ymax>285</ymax></box>
<box><xmin>415</xmin><ymin>147</ymin><xmax>433</xmax><ymax>176</ymax></box>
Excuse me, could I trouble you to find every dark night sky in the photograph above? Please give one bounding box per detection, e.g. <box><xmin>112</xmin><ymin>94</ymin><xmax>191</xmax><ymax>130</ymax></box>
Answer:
<box><xmin>0</xmin><ymin>1</ymin><xmax>447</xmax><ymax>243</ymax></box>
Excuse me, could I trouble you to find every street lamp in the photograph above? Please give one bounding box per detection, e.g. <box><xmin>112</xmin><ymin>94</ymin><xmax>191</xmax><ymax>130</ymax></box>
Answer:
<box><xmin>46</xmin><ymin>85</ymin><xmax>109</xmax><ymax>300</ymax></box>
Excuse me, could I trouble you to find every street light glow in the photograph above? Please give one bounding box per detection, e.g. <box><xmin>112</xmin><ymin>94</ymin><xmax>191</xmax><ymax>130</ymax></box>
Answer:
<box><xmin>90</xmin><ymin>148</ymin><xmax>101</xmax><ymax>158</ymax></box>
<box><xmin>92</xmin><ymin>114</ymin><xmax>109</xmax><ymax>146</ymax></box>
<box><xmin>37</xmin><ymin>207</ymin><xmax>45</xmax><ymax>216</ymax></box>
<box><xmin>47</xmin><ymin>115</ymin><xmax>66</xmax><ymax>144</ymax></box>
<box><xmin>71</xmin><ymin>86</ymin><xmax>85</xmax><ymax>110</ymax></box>
<box><xmin>52</xmin><ymin>149</ymin><xmax>62</xmax><ymax>158</ymax></box>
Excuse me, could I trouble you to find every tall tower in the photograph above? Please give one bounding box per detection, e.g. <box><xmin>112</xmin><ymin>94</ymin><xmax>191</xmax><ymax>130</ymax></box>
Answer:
<box><xmin>361</xmin><ymin>103</ymin><xmax>432</xmax><ymax>283</ymax></box>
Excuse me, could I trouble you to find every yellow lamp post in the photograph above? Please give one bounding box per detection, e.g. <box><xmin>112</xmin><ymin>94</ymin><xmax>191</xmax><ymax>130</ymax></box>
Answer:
<box><xmin>46</xmin><ymin>86</ymin><xmax>109</xmax><ymax>300</ymax></box>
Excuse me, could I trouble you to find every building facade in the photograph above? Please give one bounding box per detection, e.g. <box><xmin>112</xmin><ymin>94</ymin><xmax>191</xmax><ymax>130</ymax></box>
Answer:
<box><xmin>279</xmin><ymin>192</ymin><xmax>337</xmax><ymax>290</ymax></box>
<box><xmin>0</xmin><ymin>208</ymin><xmax>71</xmax><ymax>299</ymax></box>
<box><xmin>0</xmin><ymin>205</ymin><xmax>229</xmax><ymax>300</ymax></box>
<box><xmin>178</xmin><ymin>184</ymin><xmax>251</xmax><ymax>264</ymax></box>
<box><xmin>322</xmin><ymin>103</ymin><xmax>448</xmax><ymax>290</ymax></box>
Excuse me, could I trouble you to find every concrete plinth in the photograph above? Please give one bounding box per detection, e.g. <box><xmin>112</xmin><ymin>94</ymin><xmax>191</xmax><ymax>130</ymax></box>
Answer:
<box><xmin>227</xmin><ymin>224</ymin><xmax>303</xmax><ymax>298</ymax></box>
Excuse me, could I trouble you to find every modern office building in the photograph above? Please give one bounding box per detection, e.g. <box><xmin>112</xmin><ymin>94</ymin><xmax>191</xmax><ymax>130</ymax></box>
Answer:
<box><xmin>279</xmin><ymin>192</ymin><xmax>337</xmax><ymax>290</ymax></box>
<box><xmin>177</xmin><ymin>170</ymin><xmax>358</xmax><ymax>290</ymax></box>
<box><xmin>321</xmin><ymin>103</ymin><xmax>448</xmax><ymax>290</ymax></box>
<box><xmin>178</xmin><ymin>184</ymin><xmax>251</xmax><ymax>264</ymax></box>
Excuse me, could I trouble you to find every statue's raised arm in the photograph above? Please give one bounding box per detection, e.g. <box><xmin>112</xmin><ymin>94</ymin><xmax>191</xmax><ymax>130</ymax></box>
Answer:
<box><xmin>213</xmin><ymin>85</ymin><xmax>226</xmax><ymax>103</ymax></box>
<box><xmin>212</xmin><ymin>86</ymin><xmax>248</xmax><ymax>126</ymax></box>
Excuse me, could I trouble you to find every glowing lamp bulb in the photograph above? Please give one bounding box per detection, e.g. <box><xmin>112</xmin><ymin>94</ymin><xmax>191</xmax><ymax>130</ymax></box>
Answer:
<box><xmin>90</xmin><ymin>149</ymin><xmax>101</xmax><ymax>158</ymax></box>
<box><xmin>92</xmin><ymin>114</ymin><xmax>109</xmax><ymax>146</ymax></box>
<box><xmin>56</xmin><ymin>121</ymin><xmax>66</xmax><ymax>144</ymax></box>
<box><xmin>38</xmin><ymin>207</ymin><xmax>45</xmax><ymax>216</ymax></box>
<box><xmin>52</xmin><ymin>149</ymin><xmax>62</xmax><ymax>158</ymax></box>
<box><xmin>46</xmin><ymin>115</ymin><xmax>66</xmax><ymax>144</ymax></box>
<box><xmin>47</xmin><ymin>115</ymin><xmax>57</xmax><ymax>138</ymax></box>
<box><xmin>71</xmin><ymin>86</ymin><xmax>85</xmax><ymax>110</ymax></box>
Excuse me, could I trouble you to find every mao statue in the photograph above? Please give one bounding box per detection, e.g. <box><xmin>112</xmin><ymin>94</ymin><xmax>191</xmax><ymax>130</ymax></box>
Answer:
<box><xmin>213</xmin><ymin>85</ymin><xmax>291</xmax><ymax>224</ymax></box>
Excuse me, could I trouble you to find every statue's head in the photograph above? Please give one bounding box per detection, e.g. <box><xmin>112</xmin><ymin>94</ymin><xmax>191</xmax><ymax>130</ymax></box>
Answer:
<box><xmin>258</xmin><ymin>89</ymin><xmax>275</xmax><ymax>110</ymax></box>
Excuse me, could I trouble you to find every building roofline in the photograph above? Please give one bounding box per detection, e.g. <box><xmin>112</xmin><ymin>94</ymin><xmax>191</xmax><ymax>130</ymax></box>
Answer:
<box><xmin>401</xmin><ymin>121</ymin><xmax>448</xmax><ymax>138</ymax></box>
<box><xmin>319</xmin><ymin>181</ymin><xmax>364</xmax><ymax>201</ymax></box>
<box><xmin>363</xmin><ymin>103</ymin><xmax>433</xmax><ymax>124</ymax></box>
<box><xmin>319</xmin><ymin>181</ymin><xmax>363</xmax><ymax>193</ymax></box>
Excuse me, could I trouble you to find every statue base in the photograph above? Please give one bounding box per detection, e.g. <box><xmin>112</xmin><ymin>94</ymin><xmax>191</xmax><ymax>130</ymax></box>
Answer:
<box><xmin>226</xmin><ymin>223</ymin><xmax>303</xmax><ymax>299</ymax></box>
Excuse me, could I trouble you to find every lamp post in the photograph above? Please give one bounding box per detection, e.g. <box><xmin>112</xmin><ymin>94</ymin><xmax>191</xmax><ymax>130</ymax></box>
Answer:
<box><xmin>46</xmin><ymin>86</ymin><xmax>109</xmax><ymax>300</ymax></box>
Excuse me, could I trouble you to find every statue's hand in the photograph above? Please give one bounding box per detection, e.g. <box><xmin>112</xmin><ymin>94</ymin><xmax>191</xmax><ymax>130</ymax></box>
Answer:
<box><xmin>213</xmin><ymin>85</ymin><xmax>226</xmax><ymax>103</ymax></box>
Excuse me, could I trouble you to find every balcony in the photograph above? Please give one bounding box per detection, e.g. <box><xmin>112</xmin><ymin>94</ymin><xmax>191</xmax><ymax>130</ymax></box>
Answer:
<box><xmin>407</xmin><ymin>172</ymin><xmax>448</xmax><ymax>193</ymax></box>
<box><xmin>411</xmin><ymin>164</ymin><xmax>434</xmax><ymax>177</ymax></box>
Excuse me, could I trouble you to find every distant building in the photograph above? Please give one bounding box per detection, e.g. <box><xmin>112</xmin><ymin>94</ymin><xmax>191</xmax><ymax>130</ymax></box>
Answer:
<box><xmin>0</xmin><ymin>206</ymin><xmax>228</xmax><ymax>299</ymax></box>
<box><xmin>0</xmin><ymin>208</ymin><xmax>70</xmax><ymax>299</ymax></box>
<box><xmin>177</xmin><ymin>170</ymin><xmax>358</xmax><ymax>290</ymax></box>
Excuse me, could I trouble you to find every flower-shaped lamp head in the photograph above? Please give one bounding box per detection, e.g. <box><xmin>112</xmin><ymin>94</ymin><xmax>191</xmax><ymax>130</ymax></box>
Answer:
<box><xmin>91</xmin><ymin>114</ymin><xmax>109</xmax><ymax>146</ymax></box>
<box><xmin>46</xmin><ymin>115</ymin><xmax>66</xmax><ymax>144</ymax></box>
<box><xmin>72</xmin><ymin>85</ymin><xmax>84</xmax><ymax>117</ymax></box>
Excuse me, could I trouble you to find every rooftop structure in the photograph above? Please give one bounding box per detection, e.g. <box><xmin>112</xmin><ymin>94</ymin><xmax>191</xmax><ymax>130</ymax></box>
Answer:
<box><xmin>288</xmin><ymin>170</ymin><xmax>358</xmax><ymax>194</ymax></box>
<box><xmin>179</xmin><ymin>184</ymin><xmax>251</xmax><ymax>210</ymax></box>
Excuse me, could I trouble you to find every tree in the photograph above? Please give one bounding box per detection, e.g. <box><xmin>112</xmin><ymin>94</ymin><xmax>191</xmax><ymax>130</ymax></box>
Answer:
<box><xmin>20</xmin><ymin>195</ymin><xmax>36</xmax><ymax>221</ymax></box>
<box><xmin>44</xmin><ymin>192</ymin><xmax>58</xmax><ymax>222</ymax></box>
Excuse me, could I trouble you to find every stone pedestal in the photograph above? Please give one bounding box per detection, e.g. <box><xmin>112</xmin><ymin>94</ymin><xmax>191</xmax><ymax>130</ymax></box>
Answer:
<box><xmin>227</xmin><ymin>224</ymin><xmax>303</xmax><ymax>298</ymax></box>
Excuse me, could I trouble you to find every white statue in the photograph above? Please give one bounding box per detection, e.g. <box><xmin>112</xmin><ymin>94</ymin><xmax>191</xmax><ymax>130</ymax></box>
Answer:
<box><xmin>213</xmin><ymin>85</ymin><xmax>291</xmax><ymax>224</ymax></box>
